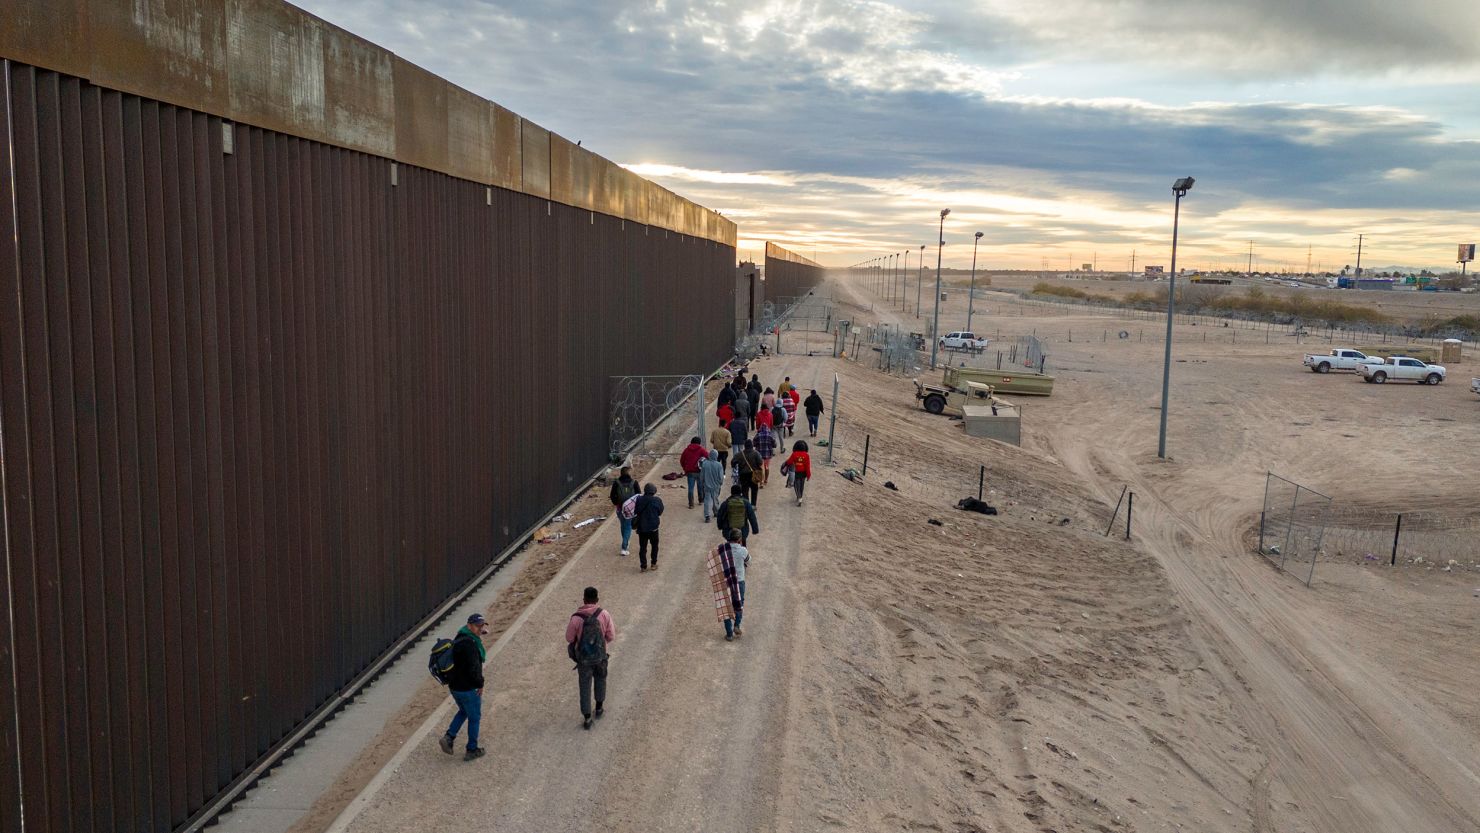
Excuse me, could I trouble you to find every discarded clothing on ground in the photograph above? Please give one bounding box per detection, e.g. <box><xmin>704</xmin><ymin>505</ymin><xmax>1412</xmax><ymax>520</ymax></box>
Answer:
<box><xmin>956</xmin><ymin>497</ymin><xmax>998</xmax><ymax>515</ymax></box>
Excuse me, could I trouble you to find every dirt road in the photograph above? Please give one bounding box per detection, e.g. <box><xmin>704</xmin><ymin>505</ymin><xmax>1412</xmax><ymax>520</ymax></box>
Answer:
<box><xmin>332</xmin><ymin>356</ymin><xmax>826</xmax><ymax>833</ymax></box>
<box><xmin>850</xmin><ymin>276</ymin><xmax>1480</xmax><ymax>830</ymax></box>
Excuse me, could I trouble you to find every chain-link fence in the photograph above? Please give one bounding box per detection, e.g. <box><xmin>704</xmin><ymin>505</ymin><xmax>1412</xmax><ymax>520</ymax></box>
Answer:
<box><xmin>1257</xmin><ymin>472</ymin><xmax>1332</xmax><ymax>585</ymax></box>
<box><xmin>1321</xmin><ymin>507</ymin><xmax>1480</xmax><ymax>568</ymax></box>
<box><xmin>609</xmin><ymin>374</ymin><xmax>706</xmax><ymax>459</ymax></box>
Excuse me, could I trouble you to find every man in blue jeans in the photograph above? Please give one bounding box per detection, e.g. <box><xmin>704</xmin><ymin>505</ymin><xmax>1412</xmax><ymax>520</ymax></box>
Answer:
<box><xmin>718</xmin><ymin>529</ymin><xmax>750</xmax><ymax>641</ymax></box>
<box><xmin>608</xmin><ymin>466</ymin><xmax>640</xmax><ymax>556</ymax></box>
<box><xmin>439</xmin><ymin>613</ymin><xmax>490</xmax><ymax>760</ymax></box>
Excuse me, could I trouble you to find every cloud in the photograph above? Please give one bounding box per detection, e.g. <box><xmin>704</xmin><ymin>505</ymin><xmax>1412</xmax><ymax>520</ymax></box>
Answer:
<box><xmin>295</xmin><ymin>0</ymin><xmax>1480</xmax><ymax>270</ymax></box>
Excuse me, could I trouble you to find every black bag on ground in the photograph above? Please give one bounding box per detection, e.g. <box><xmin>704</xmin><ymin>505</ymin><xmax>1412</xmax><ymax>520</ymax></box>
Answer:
<box><xmin>956</xmin><ymin>497</ymin><xmax>998</xmax><ymax>515</ymax></box>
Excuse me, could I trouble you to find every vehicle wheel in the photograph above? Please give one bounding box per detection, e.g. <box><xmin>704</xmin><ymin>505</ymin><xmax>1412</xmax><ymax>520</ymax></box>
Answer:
<box><xmin>1317</xmin><ymin>362</ymin><xmax>1331</xmax><ymax>373</ymax></box>
<box><xmin>1372</xmin><ymin>372</ymin><xmax>1386</xmax><ymax>384</ymax></box>
<box><xmin>923</xmin><ymin>394</ymin><xmax>946</xmax><ymax>415</ymax></box>
<box><xmin>1426</xmin><ymin>373</ymin><xmax>1441</xmax><ymax>385</ymax></box>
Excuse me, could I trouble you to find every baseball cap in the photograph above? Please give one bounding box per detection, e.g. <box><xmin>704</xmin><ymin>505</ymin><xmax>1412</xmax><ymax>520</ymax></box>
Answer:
<box><xmin>467</xmin><ymin>613</ymin><xmax>488</xmax><ymax>625</ymax></box>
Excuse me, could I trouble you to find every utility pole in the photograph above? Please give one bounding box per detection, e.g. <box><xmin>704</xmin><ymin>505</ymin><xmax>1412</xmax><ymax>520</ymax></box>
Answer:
<box><xmin>1305</xmin><ymin>244</ymin><xmax>1312</xmax><ymax>277</ymax></box>
<box><xmin>1130</xmin><ymin>249</ymin><xmax>1137</xmax><ymax>275</ymax></box>
<box><xmin>1354</xmin><ymin>234</ymin><xmax>1365</xmax><ymax>277</ymax></box>
<box><xmin>1246</xmin><ymin>240</ymin><xmax>1254</xmax><ymax>278</ymax></box>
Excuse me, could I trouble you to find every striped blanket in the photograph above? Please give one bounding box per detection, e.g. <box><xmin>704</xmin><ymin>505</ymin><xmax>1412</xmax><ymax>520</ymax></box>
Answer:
<box><xmin>706</xmin><ymin>543</ymin><xmax>742</xmax><ymax>623</ymax></box>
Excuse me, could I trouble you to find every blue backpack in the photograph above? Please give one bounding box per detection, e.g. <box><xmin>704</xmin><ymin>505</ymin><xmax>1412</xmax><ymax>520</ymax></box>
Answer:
<box><xmin>428</xmin><ymin>637</ymin><xmax>457</xmax><ymax>685</ymax></box>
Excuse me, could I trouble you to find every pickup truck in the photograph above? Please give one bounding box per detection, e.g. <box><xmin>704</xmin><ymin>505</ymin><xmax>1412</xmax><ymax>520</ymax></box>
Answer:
<box><xmin>1304</xmin><ymin>348</ymin><xmax>1383</xmax><ymax>373</ymax></box>
<box><xmin>1359</xmin><ymin>356</ymin><xmax>1447</xmax><ymax>385</ymax></box>
<box><xmin>938</xmin><ymin>331</ymin><xmax>989</xmax><ymax>352</ymax></box>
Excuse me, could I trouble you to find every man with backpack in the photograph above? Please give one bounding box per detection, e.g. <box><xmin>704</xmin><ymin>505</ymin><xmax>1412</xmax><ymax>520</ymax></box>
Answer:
<box><xmin>608</xmin><ymin>466</ymin><xmax>640</xmax><ymax>556</ymax></box>
<box><xmin>716</xmin><ymin>484</ymin><xmax>760</xmax><ymax>546</ymax></box>
<box><xmin>737</xmin><ymin>440</ymin><xmax>763</xmax><ymax>504</ymax></box>
<box><xmin>566</xmin><ymin>586</ymin><xmax>617</xmax><ymax>730</ymax></box>
<box><xmin>437</xmin><ymin>613</ymin><xmax>490</xmax><ymax>760</ymax></box>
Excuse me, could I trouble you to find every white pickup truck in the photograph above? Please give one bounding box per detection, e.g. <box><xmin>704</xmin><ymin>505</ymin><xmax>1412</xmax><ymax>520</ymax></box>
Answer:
<box><xmin>1303</xmin><ymin>348</ymin><xmax>1383</xmax><ymax>373</ymax></box>
<box><xmin>939</xmin><ymin>331</ymin><xmax>989</xmax><ymax>352</ymax></box>
<box><xmin>1359</xmin><ymin>356</ymin><xmax>1447</xmax><ymax>385</ymax></box>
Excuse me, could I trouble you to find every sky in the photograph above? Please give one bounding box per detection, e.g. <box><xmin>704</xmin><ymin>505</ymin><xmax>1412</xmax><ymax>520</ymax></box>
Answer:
<box><xmin>297</xmin><ymin>0</ymin><xmax>1480</xmax><ymax>272</ymax></box>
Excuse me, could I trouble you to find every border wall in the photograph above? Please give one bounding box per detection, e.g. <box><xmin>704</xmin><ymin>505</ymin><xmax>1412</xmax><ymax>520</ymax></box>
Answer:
<box><xmin>763</xmin><ymin>242</ymin><xmax>825</xmax><ymax>314</ymax></box>
<box><xmin>0</xmin><ymin>4</ymin><xmax>736</xmax><ymax>831</ymax></box>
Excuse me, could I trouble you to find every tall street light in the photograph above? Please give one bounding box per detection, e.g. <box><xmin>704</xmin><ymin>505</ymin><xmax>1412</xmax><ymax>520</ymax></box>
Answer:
<box><xmin>929</xmin><ymin>209</ymin><xmax>951</xmax><ymax>368</ymax></box>
<box><xmin>967</xmin><ymin>230</ymin><xmax>983</xmax><ymax>333</ymax></box>
<box><xmin>901</xmin><ymin>249</ymin><xmax>910</xmax><ymax>311</ymax></box>
<box><xmin>1157</xmin><ymin>176</ymin><xmax>1195</xmax><ymax>460</ymax></box>
<box><xmin>916</xmin><ymin>244</ymin><xmax>925</xmax><ymax>317</ymax></box>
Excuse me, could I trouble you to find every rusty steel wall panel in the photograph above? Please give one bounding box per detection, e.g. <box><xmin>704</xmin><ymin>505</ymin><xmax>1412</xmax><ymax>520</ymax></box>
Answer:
<box><xmin>0</xmin><ymin>0</ymin><xmax>737</xmax><ymax>244</ymax></box>
<box><xmin>0</xmin><ymin>61</ymin><xmax>27</xmax><ymax>833</ymax></box>
<box><xmin>0</xmin><ymin>63</ymin><xmax>735</xmax><ymax>833</ymax></box>
<box><xmin>520</xmin><ymin>118</ymin><xmax>551</xmax><ymax>199</ymax></box>
<box><xmin>765</xmin><ymin>242</ymin><xmax>826</xmax><ymax>306</ymax></box>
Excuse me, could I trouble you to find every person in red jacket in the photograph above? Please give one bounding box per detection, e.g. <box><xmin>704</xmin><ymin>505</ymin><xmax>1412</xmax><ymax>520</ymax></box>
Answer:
<box><xmin>680</xmin><ymin>437</ymin><xmax>707</xmax><ymax>509</ymax></box>
<box><xmin>781</xmin><ymin>440</ymin><xmax>813</xmax><ymax>506</ymax></box>
<box><xmin>716</xmin><ymin>402</ymin><xmax>734</xmax><ymax>428</ymax></box>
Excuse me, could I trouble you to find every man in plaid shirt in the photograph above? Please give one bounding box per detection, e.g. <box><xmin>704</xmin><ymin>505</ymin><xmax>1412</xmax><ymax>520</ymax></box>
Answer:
<box><xmin>753</xmin><ymin>423</ymin><xmax>778</xmax><ymax>488</ymax></box>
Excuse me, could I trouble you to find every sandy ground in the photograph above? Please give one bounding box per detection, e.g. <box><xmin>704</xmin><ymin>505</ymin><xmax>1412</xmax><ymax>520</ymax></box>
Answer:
<box><xmin>302</xmin><ymin>275</ymin><xmax>1479</xmax><ymax>833</ymax></box>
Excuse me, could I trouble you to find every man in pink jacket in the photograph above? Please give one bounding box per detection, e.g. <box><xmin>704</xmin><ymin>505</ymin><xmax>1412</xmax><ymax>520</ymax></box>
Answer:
<box><xmin>566</xmin><ymin>586</ymin><xmax>618</xmax><ymax>729</ymax></box>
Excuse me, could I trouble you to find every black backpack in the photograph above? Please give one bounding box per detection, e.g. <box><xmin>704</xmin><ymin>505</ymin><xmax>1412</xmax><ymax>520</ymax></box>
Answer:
<box><xmin>429</xmin><ymin>637</ymin><xmax>456</xmax><ymax>685</ymax></box>
<box><xmin>568</xmin><ymin>608</ymin><xmax>608</xmax><ymax>667</ymax></box>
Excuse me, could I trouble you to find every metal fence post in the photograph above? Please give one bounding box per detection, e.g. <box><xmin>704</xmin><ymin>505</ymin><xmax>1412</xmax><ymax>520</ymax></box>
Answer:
<box><xmin>1258</xmin><ymin>472</ymin><xmax>1271</xmax><ymax>552</ymax></box>
<box><xmin>1282</xmin><ymin>485</ymin><xmax>1300</xmax><ymax>569</ymax></box>
<box><xmin>1106</xmin><ymin>485</ymin><xmax>1127</xmax><ymax>537</ymax></box>
<box><xmin>1125</xmin><ymin>491</ymin><xmax>1133</xmax><ymax>540</ymax></box>
<box><xmin>826</xmin><ymin>373</ymin><xmax>839</xmax><ymax>465</ymax></box>
<box><xmin>697</xmin><ymin>382</ymin><xmax>705</xmax><ymax>445</ymax></box>
<box><xmin>978</xmin><ymin>465</ymin><xmax>985</xmax><ymax>501</ymax></box>
<box><xmin>862</xmin><ymin>435</ymin><xmax>870</xmax><ymax>476</ymax></box>
<box><xmin>1391</xmin><ymin>513</ymin><xmax>1402</xmax><ymax>566</ymax></box>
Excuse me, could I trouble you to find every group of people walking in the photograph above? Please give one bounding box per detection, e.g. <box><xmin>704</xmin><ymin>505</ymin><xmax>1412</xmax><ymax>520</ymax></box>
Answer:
<box><xmin>435</xmin><ymin>367</ymin><xmax>822</xmax><ymax>752</ymax></box>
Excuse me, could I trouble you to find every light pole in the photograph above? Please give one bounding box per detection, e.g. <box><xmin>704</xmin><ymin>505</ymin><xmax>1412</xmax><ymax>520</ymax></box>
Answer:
<box><xmin>916</xmin><ymin>244</ymin><xmax>925</xmax><ymax>317</ymax></box>
<box><xmin>900</xmin><ymin>249</ymin><xmax>909</xmax><ymax>311</ymax></box>
<box><xmin>929</xmin><ymin>209</ymin><xmax>951</xmax><ymax>368</ymax></box>
<box><xmin>967</xmin><ymin>230</ymin><xmax>983</xmax><ymax>333</ymax></box>
<box><xmin>1157</xmin><ymin>176</ymin><xmax>1194</xmax><ymax>460</ymax></box>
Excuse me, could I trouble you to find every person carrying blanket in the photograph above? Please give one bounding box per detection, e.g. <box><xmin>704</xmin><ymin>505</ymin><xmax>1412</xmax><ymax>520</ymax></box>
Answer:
<box><xmin>707</xmin><ymin>529</ymin><xmax>750</xmax><ymax>641</ymax></box>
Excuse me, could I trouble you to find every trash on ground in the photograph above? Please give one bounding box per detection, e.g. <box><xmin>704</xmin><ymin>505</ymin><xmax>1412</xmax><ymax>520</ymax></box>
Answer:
<box><xmin>927</xmin><ymin>519</ymin><xmax>943</xmax><ymax>526</ymax></box>
<box><xmin>883</xmin><ymin>481</ymin><xmax>899</xmax><ymax>491</ymax></box>
<box><xmin>572</xmin><ymin>516</ymin><xmax>604</xmax><ymax>529</ymax></box>
<box><xmin>956</xmin><ymin>497</ymin><xmax>998</xmax><ymax>515</ymax></box>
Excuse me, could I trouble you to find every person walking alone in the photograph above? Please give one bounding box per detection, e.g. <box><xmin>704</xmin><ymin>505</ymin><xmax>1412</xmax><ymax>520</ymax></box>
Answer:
<box><xmin>680</xmin><ymin>436</ymin><xmax>707</xmax><ymax>509</ymax></box>
<box><xmin>803</xmin><ymin>390</ymin><xmax>824</xmax><ymax>438</ymax></box>
<box><xmin>699</xmin><ymin>449</ymin><xmax>725</xmax><ymax>522</ymax></box>
<box><xmin>782</xmin><ymin>440</ymin><xmax>813</xmax><ymax>506</ymax></box>
<box><xmin>438</xmin><ymin>613</ymin><xmax>490</xmax><ymax>760</ymax></box>
<box><xmin>709</xmin><ymin>529</ymin><xmax>750</xmax><ymax>641</ymax></box>
<box><xmin>608</xmin><ymin>466</ymin><xmax>640</xmax><ymax>556</ymax></box>
<box><xmin>633</xmin><ymin>483</ymin><xmax>664</xmax><ymax>571</ymax></box>
<box><xmin>716</xmin><ymin>484</ymin><xmax>760</xmax><ymax>546</ymax></box>
<box><xmin>566</xmin><ymin>587</ymin><xmax>617</xmax><ymax>730</ymax></box>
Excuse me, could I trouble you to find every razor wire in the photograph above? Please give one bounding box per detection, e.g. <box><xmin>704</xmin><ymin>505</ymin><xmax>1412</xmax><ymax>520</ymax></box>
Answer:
<box><xmin>608</xmin><ymin>374</ymin><xmax>705</xmax><ymax>459</ymax></box>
